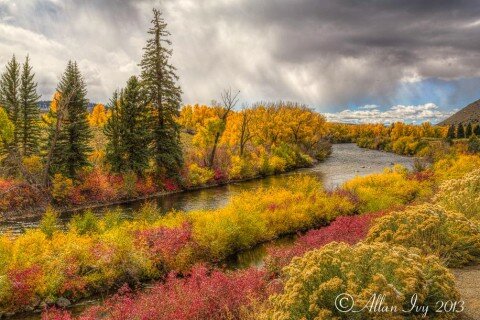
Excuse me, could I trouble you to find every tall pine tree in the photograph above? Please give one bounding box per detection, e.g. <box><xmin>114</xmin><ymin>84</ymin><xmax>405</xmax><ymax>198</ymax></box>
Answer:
<box><xmin>465</xmin><ymin>122</ymin><xmax>473</xmax><ymax>138</ymax></box>
<box><xmin>140</xmin><ymin>8</ymin><xmax>183</xmax><ymax>177</ymax></box>
<box><xmin>457</xmin><ymin>123</ymin><xmax>465</xmax><ymax>139</ymax></box>
<box><xmin>47</xmin><ymin>61</ymin><xmax>92</xmax><ymax>178</ymax></box>
<box><xmin>19</xmin><ymin>55</ymin><xmax>41</xmax><ymax>156</ymax></box>
<box><xmin>104</xmin><ymin>90</ymin><xmax>123</xmax><ymax>172</ymax></box>
<box><xmin>446</xmin><ymin>124</ymin><xmax>456</xmax><ymax>139</ymax></box>
<box><xmin>104</xmin><ymin>76</ymin><xmax>150</xmax><ymax>174</ymax></box>
<box><xmin>0</xmin><ymin>55</ymin><xmax>21</xmax><ymax>151</ymax></box>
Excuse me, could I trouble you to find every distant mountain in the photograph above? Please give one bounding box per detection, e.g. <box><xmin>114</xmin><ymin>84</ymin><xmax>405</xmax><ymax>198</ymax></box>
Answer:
<box><xmin>38</xmin><ymin>101</ymin><xmax>51</xmax><ymax>112</ymax></box>
<box><xmin>38</xmin><ymin>101</ymin><xmax>97</xmax><ymax>112</ymax></box>
<box><xmin>438</xmin><ymin>99</ymin><xmax>480</xmax><ymax>126</ymax></box>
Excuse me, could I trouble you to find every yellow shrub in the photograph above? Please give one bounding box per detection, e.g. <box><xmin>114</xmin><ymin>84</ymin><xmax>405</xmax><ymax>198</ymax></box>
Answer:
<box><xmin>39</xmin><ymin>207</ymin><xmax>59</xmax><ymax>238</ymax></box>
<box><xmin>268</xmin><ymin>155</ymin><xmax>287</xmax><ymax>173</ymax></box>
<box><xmin>0</xmin><ymin>236</ymin><xmax>12</xmax><ymax>275</ymax></box>
<box><xmin>342</xmin><ymin>166</ymin><xmax>431</xmax><ymax>213</ymax></box>
<box><xmin>187</xmin><ymin>163</ymin><xmax>214</xmax><ymax>185</ymax></box>
<box><xmin>433</xmin><ymin>154</ymin><xmax>480</xmax><ymax>181</ymax></box>
<box><xmin>228</xmin><ymin>155</ymin><xmax>255</xmax><ymax>180</ymax></box>
<box><xmin>191</xmin><ymin>175</ymin><xmax>354</xmax><ymax>260</ymax></box>
<box><xmin>261</xmin><ymin>242</ymin><xmax>459</xmax><ymax>320</ymax></box>
<box><xmin>366</xmin><ymin>204</ymin><xmax>480</xmax><ymax>267</ymax></box>
<box><xmin>434</xmin><ymin>169</ymin><xmax>480</xmax><ymax>223</ymax></box>
<box><xmin>22</xmin><ymin>155</ymin><xmax>43</xmax><ymax>176</ymax></box>
<box><xmin>51</xmin><ymin>173</ymin><xmax>73</xmax><ymax>202</ymax></box>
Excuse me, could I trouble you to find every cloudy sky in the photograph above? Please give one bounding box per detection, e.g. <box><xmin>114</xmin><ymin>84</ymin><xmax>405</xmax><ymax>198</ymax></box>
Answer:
<box><xmin>1</xmin><ymin>0</ymin><xmax>480</xmax><ymax>123</ymax></box>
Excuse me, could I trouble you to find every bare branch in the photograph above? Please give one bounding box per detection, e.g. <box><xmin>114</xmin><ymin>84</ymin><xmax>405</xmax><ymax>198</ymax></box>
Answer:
<box><xmin>207</xmin><ymin>88</ymin><xmax>240</xmax><ymax>168</ymax></box>
<box><xmin>220</xmin><ymin>88</ymin><xmax>240</xmax><ymax>119</ymax></box>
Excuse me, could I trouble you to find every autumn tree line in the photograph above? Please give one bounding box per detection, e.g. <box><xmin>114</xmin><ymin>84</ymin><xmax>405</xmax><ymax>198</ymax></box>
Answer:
<box><xmin>327</xmin><ymin>121</ymin><xmax>480</xmax><ymax>157</ymax></box>
<box><xmin>0</xmin><ymin>9</ymin><xmax>182</xmax><ymax>189</ymax></box>
<box><xmin>0</xmin><ymin>9</ymin><xmax>333</xmax><ymax>209</ymax></box>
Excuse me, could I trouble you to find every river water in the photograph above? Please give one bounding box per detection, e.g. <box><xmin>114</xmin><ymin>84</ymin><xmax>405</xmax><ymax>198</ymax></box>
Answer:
<box><xmin>0</xmin><ymin>144</ymin><xmax>413</xmax><ymax>235</ymax></box>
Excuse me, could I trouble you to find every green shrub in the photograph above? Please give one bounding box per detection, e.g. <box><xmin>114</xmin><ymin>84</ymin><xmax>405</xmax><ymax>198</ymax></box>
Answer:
<box><xmin>468</xmin><ymin>135</ymin><xmax>480</xmax><ymax>153</ymax></box>
<box><xmin>39</xmin><ymin>208</ymin><xmax>60</xmax><ymax>239</ymax></box>
<box><xmin>69</xmin><ymin>210</ymin><xmax>100</xmax><ymax>235</ymax></box>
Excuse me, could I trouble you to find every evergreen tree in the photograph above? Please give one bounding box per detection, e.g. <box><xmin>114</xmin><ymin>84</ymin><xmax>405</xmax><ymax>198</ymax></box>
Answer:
<box><xmin>19</xmin><ymin>55</ymin><xmax>41</xmax><ymax>156</ymax></box>
<box><xmin>446</xmin><ymin>124</ymin><xmax>455</xmax><ymax>139</ymax></box>
<box><xmin>46</xmin><ymin>61</ymin><xmax>92</xmax><ymax>178</ymax></box>
<box><xmin>468</xmin><ymin>134</ymin><xmax>480</xmax><ymax>153</ymax></box>
<box><xmin>104</xmin><ymin>90</ymin><xmax>123</xmax><ymax>172</ymax></box>
<box><xmin>0</xmin><ymin>55</ymin><xmax>21</xmax><ymax>151</ymax></box>
<box><xmin>465</xmin><ymin>122</ymin><xmax>473</xmax><ymax>138</ymax></box>
<box><xmin>104</xmin><ymin>76</ymin><xmax>150</xmax><ymax>174</ymax></box>
<box><xmin>474</xmin><ymin>123</ymin><xmax>480</xmax><ymax>136</ymax></box>
<box><xmin>456</xmin><ymin>123</ymin><xmax>465</xmax><ymax>139</ymax></box>
<box><xmin>140</xmin><ymin>8</ymin><xmax>183</xmax><ymax>177</ymax></box>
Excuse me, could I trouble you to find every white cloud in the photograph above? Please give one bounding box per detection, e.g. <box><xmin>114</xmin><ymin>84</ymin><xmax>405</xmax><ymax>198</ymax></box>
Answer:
<box><xmin>325</xmin><ymin>103</ymin><xmax>455</xmax><ymax>124</ymax></box>
<box><xmin>359</xmin><ymin>104</ymin><xmax>378</xmax><ymax>110</ymax></box>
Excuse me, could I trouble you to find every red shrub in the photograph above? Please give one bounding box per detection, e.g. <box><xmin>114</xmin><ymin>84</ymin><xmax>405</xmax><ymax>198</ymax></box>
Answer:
<box><xmin>59</xmin><ymin>257</ymin><xmax>88</xmax><ymax>298</ymax></box>
<box><xmin>162</xmin><ymin>178</ymin><xmax>179</xmax><ymax>192</ymax></box>
<box><xmin>45</xmin><ymin>265</ymin><xmax>270</xmax><ymax>320</ymax></box>
<box><xmin>72</xmin><ymin>169</ymin><xmax>117</xmax><ymax>204</ymax></box>
<box><xmin>0</xmin><ymin>179</ymin><xmax>14</xmax><ymax>191</ymax></box>
<box><xmin>42</xmin><ymin>308</ymin><xmax>73</xmax><ymax>320</ymax></box>
<box><xmin>136</xmin><ymin>222</ymin><xmax>195</xmax><ymax>271</ymax></box>
<box><xmin>213</xmin><ymin>168</ymin><xmax>227</xmax><ymax>181</ymax></box>
<box><xmin>7</xmin><ymin>265</ymin><xmax>43</xmax><ymax>308</ymax></box>
<box><xmin>0</xmin><ymin>180</ymin><xmax>47</xmax><ymax>212</ymax></box>
<box><xmin>135</xmin><ymin>176</ymin><xmax>158</xmax><ymax>195</ymax></box>
<box><xmin>266</xmin><ymin>212</ymin><xmax>383</xmax><ymax>273</ymax></box>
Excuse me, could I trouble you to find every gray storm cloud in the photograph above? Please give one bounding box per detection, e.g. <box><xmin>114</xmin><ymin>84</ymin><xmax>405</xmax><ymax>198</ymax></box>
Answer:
<box><xmin>0</xmin><ymin>0</ymin><xmax>479</xmax><ymax>111</ymax></box>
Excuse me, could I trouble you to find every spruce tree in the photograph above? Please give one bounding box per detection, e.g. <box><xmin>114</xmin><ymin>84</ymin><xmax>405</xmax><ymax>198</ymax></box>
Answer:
<box><xmin>446</xmin><ymin>124</ymin><xmax>455</xmax><ymax>139</ymax></box>
<box><xmin>0</xmin><ymin>55</ymin><xmax>21</xmax><ymax>151</ymax></box>
<box><xmin>19</xmin><ymin>55</ymin><xmax>41</xmax><ymax>156</ymax></box>
<box><xmin>457</xmin><ymin>123</ymin><xmax>465</xmax><ymax>139</ymax></box>
<box><xmin>47</xmin><ymin>61</ymin><xmax>92</xmax><ymax>178</ymax></box>
<box><xmin>104</xmin><ymin>76</ymin><xmax>150</xmax><ymax>174</ymax></box>
<box><xmin>465</xmin><ymin>122</ymin><xmax>473</xmax><ymax>138</ymax></box>
<box><xmin>474</xmin><ymin>124</ymin><xmax>480</xmax><ymax>136</ymax></box>
<box><xmin>104</xmin><ymin>90</ymin><xmax>123</xmax><ymax>172</ymax></box>
<box><xmin>140</xmin><ymin>8</ymin><xmax>183</xmax><ymax>177</ymax></box>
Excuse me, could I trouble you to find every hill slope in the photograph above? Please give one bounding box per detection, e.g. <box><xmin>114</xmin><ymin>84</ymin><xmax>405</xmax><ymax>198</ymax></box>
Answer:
<box><xmin>438</xmin><ymin>99</ymin><xmax>480</xmax><ymax>125</ymax></box>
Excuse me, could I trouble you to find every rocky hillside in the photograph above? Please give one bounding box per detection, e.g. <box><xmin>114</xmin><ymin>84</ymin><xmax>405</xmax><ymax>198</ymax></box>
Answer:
<box><xmin>438</xmin><ymin>99</ymin><xmax>480</xmax><ymax>125</ymax></box>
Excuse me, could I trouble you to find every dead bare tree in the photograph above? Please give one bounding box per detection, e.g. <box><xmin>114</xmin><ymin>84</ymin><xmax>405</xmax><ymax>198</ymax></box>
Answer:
<box><xmin>207</xmin><ymin>88</ymin><xmax>240</xmax><ymax>167</ymax></box>
<box><xmin>42</xmin><ymin>84</ymin><xmax>78</xmax><ymax>187</ymax></box>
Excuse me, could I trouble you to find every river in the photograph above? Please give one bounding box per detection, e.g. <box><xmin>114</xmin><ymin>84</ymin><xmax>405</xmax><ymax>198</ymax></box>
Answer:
<box><xmin>3</xmin><ymin>144</ymin><xmax>414</xmax><ymax>319</ymax></box>
<box><xmin>0</xmin><ymin>144</ymin><xmax>413</xmax><ymax>235</ymax></box>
